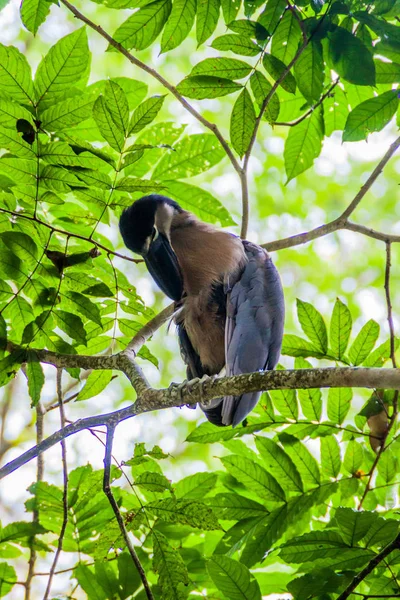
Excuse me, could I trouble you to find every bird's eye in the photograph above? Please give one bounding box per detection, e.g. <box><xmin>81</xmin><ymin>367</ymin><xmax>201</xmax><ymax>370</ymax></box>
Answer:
<box><xmin>152</xmin><ymin>226</ymin><xmax>159</xmax><ymax>241</ymax></box>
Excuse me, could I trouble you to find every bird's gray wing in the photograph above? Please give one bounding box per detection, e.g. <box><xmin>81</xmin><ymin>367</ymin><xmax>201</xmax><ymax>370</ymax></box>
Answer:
<box><xmin>221</xmin><ymin>241</ymin><xmax>285</xmax><ymax>427</ymax></box>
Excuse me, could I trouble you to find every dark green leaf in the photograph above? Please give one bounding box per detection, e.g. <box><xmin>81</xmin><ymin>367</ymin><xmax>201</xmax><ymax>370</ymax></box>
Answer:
<box><xmin>221</xmin><ymin>0</ymin><xmax>241</xmax><ymax>23</ymax></box>
<box><xmin>334</xmin><ymin>508</ymin><xmax>377</xmax><ymax>545</ymax></box>
<box><xmin>136</xmin><ymin>472</ymin><xmax>172</xmax><ymax>492</ymax></box>
<box><xmin>280</xmin><ymin>434</ymin><xmax>321</xmax><ymax>486</ymax></box>
<box><xmin>164</xmin><ymin>180</ymin><xmax>235</xmax><ymax>226</ymax></box>
<box><xmin>256</xmin><ymin>436</ymin><xmax>303</xmax><ymax>492</ymax></box>
<box><xmin>280</xmin><ymin>530</ymin><xmax>348</xmax><ymax>563</ymax></box>
<box><xmin>207</xmin><ymin>493</ymin><xmax>268</xmax><ymax>519</ymax></box>
<box><xmin>343</xmin><ymin>90</ymin><xmax>399</xmax><ymax>142</ymax></box>
<box><xmin>175</xmin><ymin>472</ymin><xmax>217</xmax><ymax>499</ymax></box>
<box><xmin>54</xmin><ymin>310</ymin><xmax>87</xmax><ymax>344</ymax></box>
<box><xmin>375</xmin><ymin>58</ymin><xmax>400</xmax><ymax>83</ymax></box>
<box><xmin>281</xmin><ymin>334</ymin><xmax>325</xmax><ymax>358</ymax></box>
<box><xmin>294</xmin><ymin>40</ymin><xmax>324</xmax><ymax>104</ymax></box>
<box><xmin>230</xmin><ymin>88</ymin><xmax>256</xmax><ymax>157</ymax></box>
<box><xmin>147</xmin><ymin>498</ymin><xmax>221</xmax><ymax>529</ymax></box>
<box><xmin>263</xmin><ymin>53</ymin><xmax>296</xmax><ymax>93</ymax></box>
<box><xmin>221</xmin><ymin>454</ymin><xmax>286</xmax><ymax>502</ymax></box>
<box><xmin>271</xmin><ymin>9</ymin><xmax>302</xmax><ymax>64</ymax></box>
<box><xmin>295</xmin><ymin>357</ymin><xmax>322</xmax><ymax>420</ymax></box>
<box><xmin>153</xmin><ymin>531</ymin><xmax>189</xmax><ymax>600</ymax></box>
<box><xmin>104</xmin><ymin>80</ymin><xmax>130</xmax><ymax>136</ymax></box>
<box><xmin>93</xmin><ymin>95</ymin><xmax>125</xmax><ymax>152</ymax></box>
<box><xmin>327</xmin><ymin>26</ymin><xmax>375</xmax><ymax>86</ymax></box>
<box><xmin>343</xmin><ymin>440</ymin><xmax>363</xmax><ymax>474</ymax></box>
<box><xmin>258</xmin><ymin>0</ymin><xmax>286</xmax><ymax>33</ymax></box>
<box><xmin>207</xmin><ymin>555</ymin><xmax>262</xmax><ymax>600</ymax></box>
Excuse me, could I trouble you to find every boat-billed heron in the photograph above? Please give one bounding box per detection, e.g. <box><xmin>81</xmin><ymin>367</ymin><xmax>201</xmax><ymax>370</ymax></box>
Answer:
<box><xmin>119</xmin><ymin>195</ymin><xmax>284</xmax><ymax>427</ymax></box>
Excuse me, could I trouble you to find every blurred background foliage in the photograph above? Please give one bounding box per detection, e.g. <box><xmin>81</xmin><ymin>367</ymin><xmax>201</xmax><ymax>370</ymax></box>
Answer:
<box><xmin>0</xmin><ymin>0</ymin><xmax>399</xmax><ymax>597</ymax></box>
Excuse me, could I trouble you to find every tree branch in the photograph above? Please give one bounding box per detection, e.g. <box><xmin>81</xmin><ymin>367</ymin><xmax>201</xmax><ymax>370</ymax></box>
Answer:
<box><xmin>337</xmin><ymin>534</ymin><xmax>400</xmax><ymax>600</ymax></box>
<box><xmin>1</xmin><ymin>366</ymin><xmax>400</xmax><ymax>480</ymax></box>
<box><xmin>103</xmin><ymin>424</ymin><xmax>154</xmax><ymax>600</ymax></box>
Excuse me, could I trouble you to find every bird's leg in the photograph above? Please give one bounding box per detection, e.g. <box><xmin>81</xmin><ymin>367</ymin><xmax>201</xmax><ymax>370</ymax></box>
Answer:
<box><xmin>168</xmin><ymin>374</ymin><xmax>214</xmax><ymax>407</ymax></box>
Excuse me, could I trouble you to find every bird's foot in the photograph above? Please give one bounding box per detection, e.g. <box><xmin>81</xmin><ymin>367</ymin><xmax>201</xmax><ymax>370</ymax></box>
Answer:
<box><xmin>168</xmin><ymin>375</ymin><xmax>214</xmax><ymax>407</ymax></box>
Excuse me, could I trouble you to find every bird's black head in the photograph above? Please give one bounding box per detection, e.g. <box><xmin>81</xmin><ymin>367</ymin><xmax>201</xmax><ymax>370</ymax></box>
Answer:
<box><xmin>119</xmin><ymin>195</ymin><xmax>182</xmax><ymax>256</ymax></box>
<box><xmin>119</xmin><ymin>195</ymin><xmax>184</xmax><ymax>301</ymax></box>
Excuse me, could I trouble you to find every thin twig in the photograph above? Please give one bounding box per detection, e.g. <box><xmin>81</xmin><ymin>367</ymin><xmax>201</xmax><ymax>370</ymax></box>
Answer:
<box><xmin>262</xmin><ymin>135</ymin><xmax>400</xmax><ymax>252</ymax></box>
<box><xmin>103</xmin><ymin>424</ymin><xmax>154</xmax><ymax>600</ymax></box>
<box><xmin>43</xmin><ymin>369</ymin><xmax>69</xmax><ymax>600</ymax></box>
<box><xmin>125</xmin><ymin>303</ymin><xmax>175</xmax><ymax>354</ymax></box>
<box><xmin>385</xmin><ymin>243</ymin><xmax>398</xmax><ymax>370</ymax></box>
<box><xmin>25</xmin><ymin>403</ymin><xmax>44</xmax><ymax>600</ymax></box>
<box><xmin>274</xmin><ymin>78</ymin><xmax>340</xmax><ymax>127</ymax></box>
<box><xmin>337</xmin><ymin>533</ymin><xmax>400</xmax><ymax>600</ymax></box>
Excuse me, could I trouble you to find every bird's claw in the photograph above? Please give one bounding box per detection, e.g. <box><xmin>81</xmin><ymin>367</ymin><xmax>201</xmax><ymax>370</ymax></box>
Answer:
<box><xmin>168</xmin><ymin>374</ymin><xmax>214</xmax><ymax>407</ymax></box>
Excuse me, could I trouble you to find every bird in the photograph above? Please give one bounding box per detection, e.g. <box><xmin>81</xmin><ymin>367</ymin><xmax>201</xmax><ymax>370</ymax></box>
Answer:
<box><xmin>119</xmin><ymin>194</ymin><xmax>285</xmax><ymax>427</ymax></box>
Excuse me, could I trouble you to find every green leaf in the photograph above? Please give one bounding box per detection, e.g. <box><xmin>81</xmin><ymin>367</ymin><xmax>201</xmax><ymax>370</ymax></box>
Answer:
<box><xmin>129</xmin><ymin>95</ymin><xmax>165</xmax><ymax>135</ymax></box>
<box><xmin>77</xmin><ymin>371</ymin><xmax>113</xmax><ymax>401</ymax></box>
<box><xmin>0</xmin><ymin>125</ymin><xmax>36</xmax><ymax>158</ymax></box>
<box><xmin>104</xmin><ymin>80</ymin><xmax>130</xmax><ymax>136</ymax></box>
<box><xmin>26</xmin><ymin>351</ymin><xmax>45</xmax><ymax>406</ymax></box>
<box><xmin>0</xmin><ymin>563</ymin><xmax>17</xmax><ymax>598</ymax></box>
<box><xmin>177</xmin><ymin>75</ymin><xmax>242</xmax><ymax>99</ymax></box>
<box><xmin>230</xmin><ymin>88</ymin><xmax>256</xmax><ymax>158</ymax></box>
<box><xmin>3</xmin><ymin>297</ymin><xmax>35</xmax><ymax>341</ymax></box>
<box><xmin>354</xmin><ymin>10</ymin><xmax>400</xmax><ymax>43</ymax></box>
<box><xmin>118</xmin><ymin>552</ymin><xmax>141</xmax><ymax>598</ymax></box>
<box><xmin>112</xmin><ymin>0</ymin><xmax>172</xmax><ymax>51</ymax></box>
<box><xmin>221</xmin><ymin>0</ymin><xmax>241</xmax><ymax>22</ymax></box>
<box><xmin>220</xmin><ymin>454</ymin><xmax>286</xmax><ymax>502</ymax></box>
<box><xmin>348</xmin><ymin>319</ymin><xmax>380</xmax><ymax>365</ymax></box>
<box><xmin>343</xmin><ymin>440</ymin><xmax>363</xmax><ymax>474</ymax></box>
<box><xmin>250</xmin><ymin>70</ymin><xmax>280</xmax><ymax>123</ymax></box>
<box><xmin>296</xmin><ymin>299</ymin><xmax>328</xmax><ymax>353</ymax></box>
<box><xmin>255</xmin><ymin>436</ymin><xmax>303</xmax><ymax>492</ymax></box>
<box><xmin>375</xmin><ymin>58</ymin><xmax>400</xmax><ymax>83</ymax></box>
<box><xmin>327</xmin><ymin>26</ymin><xmax>375</xmax><ymax>86</ymax></box>
<box><xmin>207</xmin><ymin>555</ymin><xmax>262</xmax><ymax>600</ymax></box>
<box><xmin>164</xmin><ymin>180</ymin><xmax>235</xmax><ymax>226</ymax></box>
<box><xmin>295</xmin><ymin>357</ymin><xmax>322</xmax><ymax>420</ymax></box>
<box><xmin>294</xmin><ymin>40</ymin><xmax>324</xmax><ymax>104</ymax></box>
<box><xmin>152</xmin><ymin>133</ymin><xmax>225</xmax><ymax>179</ymax></box>
<box><xmin>175</xmin><ymin>472</ymin><xmax>217</xmax><ymax>499</ymax></box>
<box><xmin>270</xmin><ymin>386</ymin><xmax>298</xmax><ymax>420</ymax></box>
<box><xmin>327</xmin><ymin>388</ymin><xmax>352</xmax><ymax>425</ymax></box>
<box><xmin>147</xmin><ymin>498</ymin><xmax>221</xmax><ymax>529</ymax></box>
<box><xmin>40</xmin><ymin>92</ymin><xmax>96</xmax><ymax>131</ymax></box>
<box><xmin>20</xmin><ymin>0</ymin><xmax>52</xmax><ymax>35</ymax></box>
<box><xmin>212</xmin><ymin>34</ymin><xmax>261</xmax><ymax>56</ymax></box>
<box><xmin>377</xmin><ymin>450</ymin><xmax>397</xmax><ymax>484</ymax></box>
<box><xmin>161</xmin><ymin>0</ymin><xmax>196</xmax><ymax>53</ymax></box>
<box><xmin>0</xmin><ymin>44</ymin><xmax>35</xmax><ymax>105</ymax></box>
<box><xmin>258</xmin><ymin>0</ymin><xmax>286</xmax><ymax>33</ymax></box>
<box><xmin>136</xmin><ymin>472</ymin><xmax>172</xmax><ymax>492</ymax></box>
<box><xmin>263</xmin><ymin>53</ymin><xmax>296</xmax><ymax>93</ymax></box>
<box><xmin>281</xmin><ymin>334</ymin><xmax>325</xmax><ymax>358</ymax></box>
<box><xmin>74</xmin><ymin>564</ymin><xmax>107</xmax><ymax>600</ymax></box>
<box><xmin>54</xmin><ymin>309</ymin><xmax>87</xmax><ymax>345</ymax></box>
<box><xmin>334</xmin><ymin>508</ymin><xmax>377</xmax><ymax>545</ymax></box>
<box><xmin>196</xmin><ymin>0</ymin><xmax>220</xmax><ymax>45</ymax></box>
<box><xmin>35</xmin><ymin>28</ymin><xmax>90</xmax><ymax>106</ymax></box>
<box><xmin>280</xmin><ymin>434</ymin><xmax>320</xmax><ymax>486</ymax></box>
<box><xmin>271</xmin><ymin>9</ymin><xmax>301</xmax><ymax>64</ymax></box>
<box><xmin>1</xmin><ymin>231</ymin><xmax>38</xmax><ymax>269</ymax></box>
<box><xmin>324</xmin><ymin>84</ymin><xmax>349</xmax><ymax>136</ymax></box>
<box><xmin>330</xmin><ymin>297</ymin><xmax>352</xmax><ymax>359</ymax></box>
<box><xmin>343</xmin><ymin>90</ymin><xmax>399</xmax><ymax>142</ymax></box>
<box><xmin>63</xmin><ymin>290</ymin><xmax>102</xmax><ymax>325</ymax></box>
<box><xmin>191</xmin><ymin>57</ymin><xmax>252</xmax><ymax>79</ymax></box>
<box><xmin>93</xmin><ymin>95</ymin><xmax>125</xmax><ymax>152</ymax></box>
<box><xmin>284</xmin><ymin>106</ymin><xmax>324</xmax><ymax>181</ymax></box>
<box><xmin>321</xmin><ymin>436</ymin><xmax>341</xmax><ymax>478</ymax></box>
<box><xmin>153</xmin><ymin>531</ymin><xmax>189</xmax><ymax>600</ymax></box>
<box><xmin>207</xmin><ymin>493</ymin><xmax>268</xmax><ymax>519</ymax></box>
<box><xmin>363</xmin><ymin>337</ymin><xmax>399</xmax><ymax>367</ymax></box>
